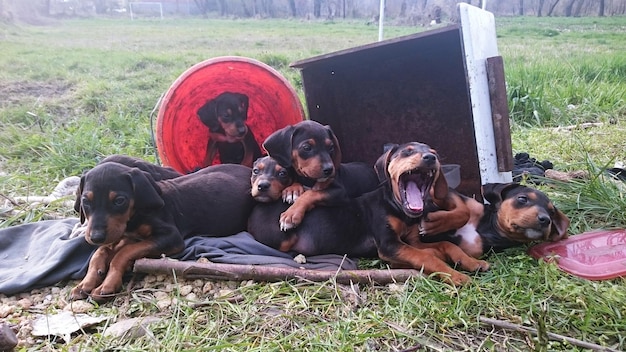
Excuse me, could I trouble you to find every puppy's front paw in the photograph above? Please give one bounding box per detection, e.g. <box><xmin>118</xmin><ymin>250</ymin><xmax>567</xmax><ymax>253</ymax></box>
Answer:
<box><xmin>70</xmin><ymin>284</ymin><xmax>90</xmax><ymax>301</ymax></box>
<box><xmin>282</xmin><ymin>184</ymin><xmax>305</xmax><ymax>204</ymax></box>
<box><xmin>279</xmin><ymin>208</ymin><xmax>303</xmax><ymax>231</ymax></box>
<box><xmin>90</xmin><ymin>282</ymin><xmax>120</xmax><ymax>302</ymax></box>
<box><xmin>420</xmin><ymin>217</ymin><xmax>454</xmax><ymax>235</ymax></box>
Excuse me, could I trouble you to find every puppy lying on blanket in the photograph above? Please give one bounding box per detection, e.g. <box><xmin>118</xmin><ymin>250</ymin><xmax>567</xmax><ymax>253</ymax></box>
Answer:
<box><xmin>249</xmin><ymin>143</ymin><xmax>489</xmax><ymax>285</ymax></box>
<box><xmin>71</xmin><ymin>159</ymin><xmax>254</xmax><ymax>301</ymax></box>
<box><xmin>420</xmin><ymin>182</ymin><xmax>570</xmax><ymax>258</ymax></box>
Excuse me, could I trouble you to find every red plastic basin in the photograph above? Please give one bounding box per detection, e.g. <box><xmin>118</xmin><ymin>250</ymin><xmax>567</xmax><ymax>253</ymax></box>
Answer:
<box><xmin>156</xmin><ymin>56</ymin><xmax>305</xmax><ymax>173</ymax></box>
<box><xmin>529</xmin><ymin>229</ymin><xmax>626</xmax><ymax>280</ymax></box>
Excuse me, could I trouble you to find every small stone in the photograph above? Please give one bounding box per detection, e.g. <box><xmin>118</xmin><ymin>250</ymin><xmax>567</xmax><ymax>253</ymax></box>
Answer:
<box><xmin>0</xmin><ymin>324</ymin><xmax>18</xmax><ymax>351</ymax></box>
<box><xmin>216</xmin><ymin>289</ymin><xmax>234</xmax><ymax>298</ymax></box>
<box><xmin>63</xmin><ymin>300</ymin><xmax>94</xmax><ymax>313</ymax></box>
<box><xmin>17</xmin><ymin>298</ymin><xmax>32</xmax><ymax>310</ymax></box>
<box><xmin>185</xmin><ymin>293</ymin><xmax>198</xmax><ymax>302</ymax></box>
<box><xmin>0</xmin><ymin>305</ymin><xmax>15</xmax><ymax>318</ymax></box>
<box><xmin>104</xmin><ymin>316</ymin><xmax>161</xmax><ymax>341</ymax></box>
<box><xmin>156</xmin><ymin>298</ymin><xmax>171</xmax><ymax>310</ymax></box>
<box><xmin>178</xmin><ymin>285</ymin><xmax>193</xmax><ymax>297</ymax></box>
<box><xmin>202</xmin><ymin>282</ymin><xmax>214</xmax><ymax>294</ymax></box>
<box><xmin>153</xmin><ymin>291</ymin><xmax>169</xmax><ymax>300</ymax></box>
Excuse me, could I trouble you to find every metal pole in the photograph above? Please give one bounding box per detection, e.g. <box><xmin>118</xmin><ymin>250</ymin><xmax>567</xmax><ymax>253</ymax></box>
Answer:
<box><xmin>378</xmin><ymin>0</ymin><xmax>385</xmax><ymax>41</ymax></box>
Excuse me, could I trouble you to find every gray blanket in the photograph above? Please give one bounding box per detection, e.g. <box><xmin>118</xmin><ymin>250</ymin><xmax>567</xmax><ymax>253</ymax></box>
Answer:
<box><xmin>0</xmin><ymin>218</ymin><xmax>356</xmax><ymax>296</ymax></box>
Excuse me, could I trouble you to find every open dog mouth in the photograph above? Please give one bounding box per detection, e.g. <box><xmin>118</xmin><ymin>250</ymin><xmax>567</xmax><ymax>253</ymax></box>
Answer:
<box><xmin>399</xmin><ymin>168</ymin><xmax>435</xmax><ymax>216</ymax></box>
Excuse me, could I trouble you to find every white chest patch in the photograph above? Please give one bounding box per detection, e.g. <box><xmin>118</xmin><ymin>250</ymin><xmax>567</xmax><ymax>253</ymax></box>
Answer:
<box><xmin>455</xmin><ymin>223</ymin><xmax>483</xmax><ymax>258</ymax></box>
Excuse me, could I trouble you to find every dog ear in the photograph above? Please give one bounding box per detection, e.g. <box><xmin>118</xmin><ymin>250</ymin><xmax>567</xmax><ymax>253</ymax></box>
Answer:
<box><xmin>234</xmin><ymin>93</ymin><xmax>249</xmax><ymax>116</ymax></box>
<box><xmin>325</xmin><ymin>125</ymin><xmax>342</xmax><ymax>169</ymax></box>
<box><xmin>549</xmin><ymin>206</ymin><xmax>570</xmax><ymax>241</ymax></box>
<box><xmin>197</xmin><ymin>99</ymin><xmax>220</xmax><ymax>131</ymax></box>
<box><xmin>482</xmin><ymin>182</ymin><xmax>520</xmax><ymax>205</ymax></box>
<box><xmin>262</xmin><ymin>125</ymin><xmax>295</xmax><ymax>168</ymax></box>
<box><xmin>127</xmin><ymin>168</ymin><xmax>165</xmax><ymax>211</ymax></box>
<box><xmin>74</xmin><ymin>175</ymin><xmax>86</xmax><ymax>224</ymax></box>
<box><xmin>374</xmin><ymin>144</ymin><xmax>398</xmax><ymax>183</ymax></box>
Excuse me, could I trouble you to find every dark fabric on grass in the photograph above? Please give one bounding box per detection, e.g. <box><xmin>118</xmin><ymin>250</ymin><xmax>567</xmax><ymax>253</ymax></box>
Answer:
<box><xmin>178</xmin><ymin>233</ymin><xmax>356</xmax><ymax>270</ymax></box>
<box><xmin>0</xmin><ymin>218</ymin><xmax>93</xmax><ymax>296</ymax></box>
<box><xmin>0</xmin><ymin>218</ymin><xmax>356</xmax><ymax>296</ymax></box>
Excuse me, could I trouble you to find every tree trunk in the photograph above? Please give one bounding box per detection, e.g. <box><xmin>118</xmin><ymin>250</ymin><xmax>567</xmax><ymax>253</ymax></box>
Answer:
<box><xmin>547</xmin><ymin>0</ymin><xmax>560</xmax><ymax>16</ymax></box>
<box><xmin>573</xmin><ymin>0</ymin><xmax>584</xmax><ymax>16</ymax></box>
<box><xmin>288</xmin><ymin>0</ymin><xmax>296</xmax><ymax>16</ymax></box>
<box><xmin>241</xmin><ymin>0</ymin><xmax>251</xmax><ymax>17</ymax></box>
<box><xmin>537</xmin><ymin>0</ymin><xmax>545</xmax><ymax>16</ymax></box>
<box><xmin>599</xmin><ymin>0</ymin><xmax>605</xmax><ymax>16</ymax></box>
<box><xmin>519</xmin><ymin>0</ymin><xmax>524</xmax><ymax>15</ymax></box>
<box><xmin>219</xmin><ymin>0</ymin><xmax>228</xmax><ymax>16</ymax></box>
<box><xmin>313</xmin><ymin>0</ymin><xmax>322</xmax><ymax>18</ymax></box>
<box><xmin>194</xmin><ymin>0</ymin><xmax>210</xmax><ymax>17</ymax></box>
<box><xmin>564</xmin><ymin>0</ymin><xmax>576</xmax><ymax>16</ymax></box>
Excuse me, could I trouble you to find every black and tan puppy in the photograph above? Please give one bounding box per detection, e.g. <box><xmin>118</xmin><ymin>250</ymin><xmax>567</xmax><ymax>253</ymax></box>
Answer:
<box><xmin>71</xmin><ymin>162</ymin><xmax>254</xmax><ymax>301</ymax></box>
<box><xmin>262</xmin><ymin>120</ymin><xmax>379</xmax><ymax>230</ymax></box>
<box><xmin>249</xmin><ymin>142</ymin><xmax>489</xmax><ymax>285</ymax></box>
<box><xmin>250</xmin><ymin>156</ymin><xmax>295</xmax><ymax>203</ymax></box>
<box><xmin>421</xmin><ymin>182</ymin><xmax>570</xmax><ymax>258</ymax></box>
<box><xmin>197</xmin><ymin>92</ymin><xmax>262</xmax><ymax>168</ymax></box>
<box><xmin>98</xmin><ymin>154</ymin><xmax>182</xmax><ymax>180</ymax></box>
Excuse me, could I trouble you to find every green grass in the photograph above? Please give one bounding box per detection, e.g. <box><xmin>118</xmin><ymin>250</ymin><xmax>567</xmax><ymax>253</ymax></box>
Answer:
<box><xmin>1</xmin><ymin>16</ymin><xmax>625</xmax><ymax>351</ymax></box>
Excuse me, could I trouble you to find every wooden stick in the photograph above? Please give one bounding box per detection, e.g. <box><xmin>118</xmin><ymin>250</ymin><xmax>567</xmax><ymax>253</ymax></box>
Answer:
<box><xmin>479</xmin><ymin>316</ymin><xmax>620</xmax><ymax>352</ymax></box>
<box><xmin>133</xmin><ymin>258</ymin><xmax>422</xmax><ymax>285</ymax></box>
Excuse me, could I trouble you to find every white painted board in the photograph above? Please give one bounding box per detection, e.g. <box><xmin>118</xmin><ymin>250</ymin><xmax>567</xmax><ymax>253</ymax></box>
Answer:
<box><xmin>458</xmin><ymin>3</ymin><xmax>513</xmax><ymax>185</ymax></box>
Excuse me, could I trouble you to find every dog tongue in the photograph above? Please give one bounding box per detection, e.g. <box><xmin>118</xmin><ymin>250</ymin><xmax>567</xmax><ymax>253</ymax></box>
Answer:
<box><xmin>405</xmin><ymin>181</ymin><xmax>424</xmax><ymax>211</ymax></box>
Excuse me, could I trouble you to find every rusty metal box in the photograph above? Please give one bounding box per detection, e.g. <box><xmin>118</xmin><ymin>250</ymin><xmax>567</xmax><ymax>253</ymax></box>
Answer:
<box><xmin>291</xmin><ymin>4</ymin><xmax>513</xmax><ymax>198</ymax></box>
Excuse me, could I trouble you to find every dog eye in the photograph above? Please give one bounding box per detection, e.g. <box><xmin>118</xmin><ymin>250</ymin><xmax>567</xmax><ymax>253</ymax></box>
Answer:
<box><xmin>278</xmin><ymin>170</ymin><xmax>288</xmax><ymax>178</ymax></box>
<box><xmin>220</xmin><ymin>115</ymin><xmax>233</xmax><ymax>123</ymax></box>
<box><xmin>113</xmin><ymin>196</ymin><xmax>127</xmax><ymax>207</ymax></box>
<box><xmin>517</xmin><ymin>195</ymin><xmax>528</xmax><ymax>204</ymax></box>
<box><xmin>252</xmin><ymin>168</ymin><xmax>260</xmax><ymax>175</ymax></box>
<box><xmin>81</xmin><ymin>197</ymin><xmax>91</xmax><ymax>208</ymax></box>
<box><xmin>301</xmin><ymin>143</ymin><xmax>312</xmax><ymax>152</ymax></box>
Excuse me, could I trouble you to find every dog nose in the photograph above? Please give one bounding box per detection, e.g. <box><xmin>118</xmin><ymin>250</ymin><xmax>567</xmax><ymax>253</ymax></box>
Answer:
<box><xmin>90</xmin><ymin>230</ymin><xmax>107</xmax><ymax>244</ymax></box>
<box><xmin>322</xmin><ymin>166</ymin><xmax>334</xmax><ymax>177</ymax></box>
<box><xmin>257</xmin><ymin>181</ymin><xmax>270</xmax><ymax>191</ymax></box>
<box><xmin>422</xmin><ymin>153</ymin><xmax>436</xmax><ymax>163</ymax></box>
<box><xmin>538</xmin><ymin>214</ymin><xmax>551</xmax><ymax>227</ymax></box>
